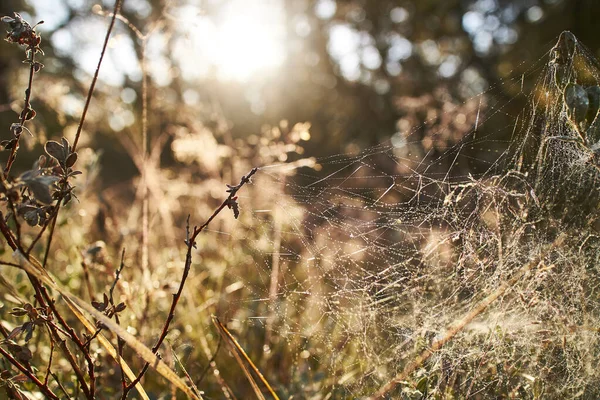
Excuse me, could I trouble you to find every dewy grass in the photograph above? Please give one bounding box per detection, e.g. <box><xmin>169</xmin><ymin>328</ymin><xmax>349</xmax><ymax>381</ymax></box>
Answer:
<box><xmin>0</xmin><ymin>6</ymin><xmax>600</xmax><ymax>399</ymax></box>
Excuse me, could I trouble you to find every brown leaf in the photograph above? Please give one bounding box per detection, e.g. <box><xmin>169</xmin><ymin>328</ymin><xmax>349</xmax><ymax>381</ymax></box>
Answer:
<box><xmin>61</xmin><ymin>137</ymin><xmax>71</xmax><ymax>151</ymax></box>
<box><xmin>10</xmin><ymin>308</ymin><xmax>28</xmax><ymax>317</ymax></box>
<box><xmin>24</xmin><ymin>109</ymin><xmax>36</xmax><ymax>121</ymax></box>
<box><xmin>26</xmin><ymin>176</ymin><xmax>57</xmax><ymax>205</ymax></box>
<box><xmin>65</xmin><ymin>152</ymin><xmax>78</xmax><ymax>168</ymax></box>
<box><xmin>44</xmin><ymin>140</ymin><xmax>65</xmax><ymax>161</ymax></box>
<box><xmin>1</xmin><ymin>139</ymin><xmax>17</xmax><ymax>150</ymax></box>
<box><xmin>23</xmin><ymin>209</ymin><xmax>41</xmax><ymax>226</ymax></box>
<box><xmin>11</xmin><ymin>374</ymin><xmax>29</xmax><ymax>383</ymax></box>
<box><xmin>7</xmin><ymin>326</ymin><xmax>24</xmax><ymax>340</ymax></box>
<box><xmin>92</xmin><ymin>300</ymin><xmax>107</xmax><ymax>312</ymax></box>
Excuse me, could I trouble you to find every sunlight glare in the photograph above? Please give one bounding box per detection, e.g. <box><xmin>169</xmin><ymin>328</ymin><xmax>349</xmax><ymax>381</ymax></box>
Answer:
<box><xmin>180</xmin><ymin>0</ymin><xmax>286</xmax><ymax>82</ymax></box>
<box><xmin>215</xmin><ymin>4</ymin><xmax>285</xmax><ymax>81</ymax></box>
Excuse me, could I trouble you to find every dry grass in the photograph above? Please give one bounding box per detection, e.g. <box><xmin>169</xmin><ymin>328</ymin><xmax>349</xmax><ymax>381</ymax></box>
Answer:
<box><xmin>0</xmin><ymin>9</ymin><xmax>599</xmax><ymax>400</ymax></box>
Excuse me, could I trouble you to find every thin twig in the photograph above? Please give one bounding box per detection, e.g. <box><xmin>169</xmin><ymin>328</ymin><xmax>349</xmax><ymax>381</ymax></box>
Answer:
<box><xmin>83</xmin><ymin>328</ymin><xmax>103</xmax><ymax>349</ymax></box>
<box><xmin>80</xmin><ymin>249</ymin><xmax>126</xmax><ymax>349</ymax></box>
<box><xmin>3</xmin><ymin>43</ymin><xmax>37</xmax><ymax>177</ymax></box>
<box><xmin>0</xmin><ymin>260</ymin><xmax>23</xmax><ymax>268</ymax></box>
<box><xmin>42</xmin><ymin>287</ymin><xmax>95</xmax><ymax>399</ymax></box>
<box><xmin>0</xmin><ymin>214</ymin><xmax>94</xmax><ymax>398</ymax></box>
<box><xmin>113</xmin><ymin>249</ymin><xmax>128</xmax><ymax>395</ymax></box>
<box><xmin>140</xmin><ymin>39</ymin><xmax>150</xmax><ymax>286</ymax></box>
<box><xmin>80</xmin><ymin>255</ymin><xmax>95</xmax><ymax>301</ymax></box>
<box><xmin>6</xmin><ymin>198</ymin><xmax>22</xmax><ymax>244</ymax></box>
<box><xmin>110</xmin><ymin>248</ymin><xmax>127</xmax><ymax>300</ymax></box>
<box><xmin>43</xmin><ymin>333</ymin><xmax>55</xmax><ymax>386</ymax></box>
<box><xmin>35</xmin><ymin>7</ymin><xmax>123</xmax><ymax>367</ymax></box>
<box><xmin>124</xmin><ymin>168</ymin><xmax>258</xmax><ymax>396</ymax></box>
<box><xmin>51</xmin><ymin>371</ymin><xmax>71</xmax><ymax>399</ymax></box>
<box><xmin>0</xmin><ymin>211</ymin><xmax>20</xmax><ymax>251</ymax></box>
<box><xmin>41</xmin><ymin>201</ymin><xmax>60</xmax><ymax>268</ymax></box>
<box><xmin>72</xmin><ymin>0</ymin><xmax>123</xmax><ymax>152</ymax></box>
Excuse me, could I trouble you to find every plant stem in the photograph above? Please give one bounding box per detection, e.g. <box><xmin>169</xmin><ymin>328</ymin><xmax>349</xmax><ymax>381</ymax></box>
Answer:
<box><xmin>123</xmin><ymin>167</ymin><xmax>258</xmax><ymax>397</ymax></box>
<box><xmin>72</xmin><ymin>0</ymin><xmax>123</xmax><ymax>152</ymax></box>
<box><xmin>3</xmin><ymin>46</ymin><xmax>36</xmax><ymax>177</ymax></box>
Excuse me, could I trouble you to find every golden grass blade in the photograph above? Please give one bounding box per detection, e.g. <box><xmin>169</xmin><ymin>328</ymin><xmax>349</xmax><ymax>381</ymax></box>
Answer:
<box><xmin>0</xmin><ymin>273</ymin><xmax>27</xmax><ymax>304</ymax></box>
<box><xmin>168</xmin><ymin>340</ymin><xmax>204</xmax><ymax>399</ymax></box>
<box><xmin>212</xmin><ymin>316</ymin><xmax>264</xmax><ymax>400</ymax></box>
<box><xmin>212</xmin><ymin>316</ymin><xmax>280</xmax><ymax>400</ymax></box>
<box><xmin>13</xmin><ymin>251</ymin><xmax>201</xmax><ymax>400</ymax></box>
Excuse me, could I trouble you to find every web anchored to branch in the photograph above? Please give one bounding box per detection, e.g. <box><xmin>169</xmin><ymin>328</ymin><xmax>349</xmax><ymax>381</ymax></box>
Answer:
<box><xmin>221</xmin><ymin>32</ymin><xmax>600</xmax><ymax>398</ymax></box>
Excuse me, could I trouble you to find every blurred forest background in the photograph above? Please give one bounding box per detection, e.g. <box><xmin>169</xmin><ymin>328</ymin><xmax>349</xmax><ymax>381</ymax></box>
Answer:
<box><xmin>1</xmin><ymin>0</ymin><xmax>599</xmax><ymax>182</ymax></box>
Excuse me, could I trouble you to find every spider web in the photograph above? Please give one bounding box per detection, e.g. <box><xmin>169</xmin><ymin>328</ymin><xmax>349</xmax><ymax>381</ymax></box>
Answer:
<box><xmin>217</xmin><ymin>32</ymin><xmax>600</xmax><ymax>399</ymax></box>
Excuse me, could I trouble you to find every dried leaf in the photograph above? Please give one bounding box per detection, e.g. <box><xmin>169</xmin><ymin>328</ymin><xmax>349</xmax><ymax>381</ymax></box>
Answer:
<box><xmin>24</xmin><ymin>323</ymin><xmax>34</xmax><ymax>342</ymax></box>
<box><xmin>44</xmin><ymin>140</ymin><xmax>65</xmax><ymax>161</ymax></box>
<box><xmin>65</xmin><ymin>152</ymin><xmax>78</xmax><ymax>168</ymax></box>
<box><xmin>23</xmin><ymin>209</ymin><xmax>41</xmax><ymax>226</ymax></box>
<box><xmin>62</xmin><ymin>192</ymin><xmax>72</xmax><ymax>205</ymax></box>
<box><xmin>10</xmin><ymin>308</ymin><xmax>28</xmax><ymax>317</ymax></box>
<box><xmin>8</xmin><ymin>341</ymin><xmax>32</xmax><ymax>361</ymax></box>
<box><xmin>9</xmin><ymin>123</ymin><xmax>23</xmax><ymax>137</ymax></box>
<box><xmin>11</xmin><ymin>374</ymin><xmax>29</xmax><ymax>383</ymax></box>
<box><xmin>1</xmin><ymin>139</ymin><xmax>17</xmax><ymax>150</ymax></box>
<box><xmin>7</xmin><ymin>326</ymin><xmax>24</xmax><ymax>340</ymax></box>
<box><xmin>25</xmin><ymin>176</ymin><xmax>58</xmax><ymax>205</ymax></box>
<box><xmin>24</xmin><ymin>109</ymin><xmax>36</xmax><ymax>121</ymax></box>
<box><xmin>92</xmin><ymin>300</ymin><xmax>107</xmax><ymax>312</ymax></box>
<box><xmin>27</xmin><ymin>181</ymin><xmax>52</xmax><ymax>204</ymax></box>
<box><xmin>61</xmin><ymin>137</ymin><xmax>70</xmax><ymax>152</ymax></box>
